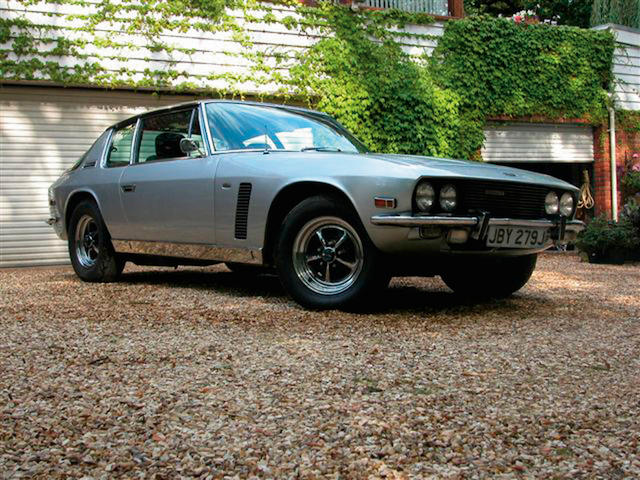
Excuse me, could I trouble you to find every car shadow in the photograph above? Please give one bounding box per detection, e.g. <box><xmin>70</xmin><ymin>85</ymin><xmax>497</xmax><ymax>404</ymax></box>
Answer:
<box><xmin>108</xmin><ymin>267</ymin><xmax>535</xmax><ymax>315</ymax></box>
<box><xmin>119</xmin><ymin>268</ymin><xmax>285</xmax><ymax>297</ymax></box>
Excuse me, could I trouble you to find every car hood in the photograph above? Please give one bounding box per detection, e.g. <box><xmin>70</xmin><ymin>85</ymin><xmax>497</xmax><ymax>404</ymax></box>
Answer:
<box><xmin>361</xmin><ymin>153</ymin><xmax>579</xmax><ymax>191</ymax></box>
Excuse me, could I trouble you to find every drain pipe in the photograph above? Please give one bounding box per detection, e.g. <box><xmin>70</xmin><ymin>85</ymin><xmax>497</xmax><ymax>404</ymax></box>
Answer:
<box><xmin>609</xmin><ymin>106</ymin><xmax>618</xmax><ymax>221</ymax></box>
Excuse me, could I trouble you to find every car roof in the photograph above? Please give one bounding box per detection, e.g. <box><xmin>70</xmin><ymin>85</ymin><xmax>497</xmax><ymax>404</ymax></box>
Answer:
<box><xmin>111</xmin><ymin>99</ymin><xmax>329</xmax><ymax>129</ymax></box>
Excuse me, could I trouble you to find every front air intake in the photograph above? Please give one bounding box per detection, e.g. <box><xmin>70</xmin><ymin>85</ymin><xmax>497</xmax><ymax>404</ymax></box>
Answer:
<box><xmin>234</xmin><ymin>183</ymin><xmax>252</xmax><ymax>239</ymax></box>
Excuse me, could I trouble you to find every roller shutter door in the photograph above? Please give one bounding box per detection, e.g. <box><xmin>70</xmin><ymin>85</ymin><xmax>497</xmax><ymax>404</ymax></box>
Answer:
<box><xmin>0</xmin><ymin>85</ymin><xmax>197</xmax><ymax>267</ymax></box>
<box><xmin>482</xmin><ymin>123</ymin><xmax>594</xmax><ymax>163</ymax></box>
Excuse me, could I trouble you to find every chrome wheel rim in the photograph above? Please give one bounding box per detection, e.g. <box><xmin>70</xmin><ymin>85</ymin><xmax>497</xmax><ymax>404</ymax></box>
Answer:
<box><xmin>292</xmin><ymin>216</ymin><xmax>364</xmax><ymax>295</ymax></box>
<box><xmin>75</xmin><ymin>214</ymin><xmax>100</xmax><ymax>268</ymax></box>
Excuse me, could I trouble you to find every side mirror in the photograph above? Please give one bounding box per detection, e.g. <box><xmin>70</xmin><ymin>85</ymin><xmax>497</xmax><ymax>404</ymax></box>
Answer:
<box><xmin>180</xmin><ymin>137</ymin><xmax>200</xmax><ymax>155</ymax></box>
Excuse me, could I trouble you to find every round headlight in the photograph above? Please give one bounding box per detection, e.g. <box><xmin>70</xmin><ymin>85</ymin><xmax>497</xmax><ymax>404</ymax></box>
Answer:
<box><xmin>415</xmin><ymin>182</ymin><xmax>435</xmax><ymax>212</ymax></box>
<box><xmin>439</xmin><ymin>184</ymin><xmax>457</xmax><ymax>212</ymax></box>
<box><xmin>545</xmin><ymin>191</ymin><xmax>559</xmax><ymax>215</ymax></box>
<box><xmin>559</xmin><ymin>192</ymin><xmax>574</xmax><ymax>217</ymax></box>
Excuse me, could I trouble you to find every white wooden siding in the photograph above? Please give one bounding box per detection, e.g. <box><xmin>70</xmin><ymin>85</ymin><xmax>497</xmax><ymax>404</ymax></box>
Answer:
<box><xmin>482</xmin><ymin>123</ymin><xmax>595</xmax><ymax>163</ymax></box>
<box><xmin>593</xmin><ymin>24</ymin><xmax>640</xmax><ymax>111</ymax></box>
<box><xmin>0</xmin><ymin>1</ymin><xmax>445</xmax><ymax>95</ymax></box>
<box><xmin>0</xmin><ymin>86</ymin><xmax>199</xmax><ymax>267</ymax></box>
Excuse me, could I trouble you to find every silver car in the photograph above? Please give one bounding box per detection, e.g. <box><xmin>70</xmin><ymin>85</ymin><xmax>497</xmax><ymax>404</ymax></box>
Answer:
<box><xmin>48</xmin><ymin>100</ymin><xmax>583</xmax><ymax>309</ymax></box>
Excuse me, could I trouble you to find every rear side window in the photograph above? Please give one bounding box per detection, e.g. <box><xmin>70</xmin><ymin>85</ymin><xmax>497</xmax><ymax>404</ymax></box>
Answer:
<box><xmin>135</xmin><ymin>109</ymin><xmax>204</xmax><ymax>163</ymax></box>
<box><xmin>106</xmin><ymin>123</ymin><xmax>136</xmax><ymax>168</ymax></box>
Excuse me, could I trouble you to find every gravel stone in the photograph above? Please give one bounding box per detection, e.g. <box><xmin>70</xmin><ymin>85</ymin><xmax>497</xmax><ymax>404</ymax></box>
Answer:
<box><xmin>1</xmin><ymin>253</ymin><xmax>638</xmax><ymax>478</ymax></box>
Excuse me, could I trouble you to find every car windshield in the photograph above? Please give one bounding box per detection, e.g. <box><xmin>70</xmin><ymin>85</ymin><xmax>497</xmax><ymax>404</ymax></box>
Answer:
<box><xmin>204</xmin><ymin>103</ymin><xmax>368</xmax><ymax>153</ymax></box>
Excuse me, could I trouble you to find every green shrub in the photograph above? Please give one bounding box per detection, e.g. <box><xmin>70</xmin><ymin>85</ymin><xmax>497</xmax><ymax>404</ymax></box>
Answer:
<box><xmin>623</xmin><ymin>171</ymin><xmax>640</xmax><ymax>194</ymax></box>
<box><xmin>576</xmin><ymin>215</ymin><xmax>638</xmax><ymax>262</ymax></box>
<box><xmin>621</xmin><ymin>200</ymin><xmax>640</xmax><ymax>260</ymax></box>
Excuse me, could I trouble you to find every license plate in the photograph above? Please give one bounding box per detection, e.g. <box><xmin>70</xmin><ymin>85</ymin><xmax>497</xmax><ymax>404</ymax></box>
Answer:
<box><xmin>486</xmin><ymin>226</ymin><xmax>549</xmax><ymax>248</ymax></box>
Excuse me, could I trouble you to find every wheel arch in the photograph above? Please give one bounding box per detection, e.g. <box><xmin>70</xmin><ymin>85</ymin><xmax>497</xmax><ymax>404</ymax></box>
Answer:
<box><xmin>64</xmin><ymin>190</ymin><xmax>102</xmax><ymax>236</ymax></box>
<box><xmin>262</xmin><ymin>181</ymin><xmax>364</xmax><ymax>265</ymax></box>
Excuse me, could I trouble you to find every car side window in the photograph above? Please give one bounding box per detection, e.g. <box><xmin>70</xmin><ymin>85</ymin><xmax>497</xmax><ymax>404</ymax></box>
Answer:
<box><xmin>135</xmin><ymin>109</ymin><xmax>204</xmax><ymax>163</ymax></box>
<box><xmin>105</xmin><ymin>124</ymin><xmax>135</xmax><ymax>168</ymax></box>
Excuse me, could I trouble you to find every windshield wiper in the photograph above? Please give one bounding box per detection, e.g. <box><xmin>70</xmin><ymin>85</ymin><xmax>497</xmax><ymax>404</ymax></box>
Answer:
<box><xmin>301</xmin><ymin>146</ymin><xmax>342</xmax><ymax>152</ymax></box>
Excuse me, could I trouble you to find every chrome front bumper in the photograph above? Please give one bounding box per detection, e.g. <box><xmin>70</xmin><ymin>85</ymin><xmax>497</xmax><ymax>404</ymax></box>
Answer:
<box><xmin>371</xmin><ymin>214</ymin><xmax>584</xmax><ymax>244</ymax></box>
<box><xmin>371</xmin><ymin>214</ymin><xmax>584</xmax><ymax>231</ymax></box>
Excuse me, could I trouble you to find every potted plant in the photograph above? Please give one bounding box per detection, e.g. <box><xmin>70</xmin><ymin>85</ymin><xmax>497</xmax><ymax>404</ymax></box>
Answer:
<box><xmin>576</xmin><ymin>216</ymin><xmax>637</xmax><ymax>264</ymax></box>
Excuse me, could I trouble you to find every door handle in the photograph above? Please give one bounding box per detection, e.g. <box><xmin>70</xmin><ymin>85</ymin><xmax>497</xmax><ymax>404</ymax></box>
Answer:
<box><xmin>121</xmin><ymin>184</ymin><xmax>136</xmax><ymax>193</ymax></box>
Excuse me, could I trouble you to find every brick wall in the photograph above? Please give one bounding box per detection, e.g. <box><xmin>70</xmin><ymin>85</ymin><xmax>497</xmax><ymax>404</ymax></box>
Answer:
<box><xmin>593</xmin><ymin>121</ymin><xmax>640</xmax><ymax>219</ymax></box>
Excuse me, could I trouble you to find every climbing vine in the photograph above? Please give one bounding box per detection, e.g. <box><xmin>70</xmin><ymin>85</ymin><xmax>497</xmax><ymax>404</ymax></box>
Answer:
<box><xmin>430</xmin><ymin>15</ymin><xmax>615</xmax><ymax>157</ymax></box>
<box><xmin>0</xmin><ymin>0</ymin><xmax>616</xmax><ymax>159</ymax></box>
<box><xmin>288</xmin><ymin>10</ymin><xmax>614</xmax><ymax>159</ymax></box>
<box><xmin>617</xmin><ymin>110</ymin><xmax>640</xmax><ymax>134</ymax></box>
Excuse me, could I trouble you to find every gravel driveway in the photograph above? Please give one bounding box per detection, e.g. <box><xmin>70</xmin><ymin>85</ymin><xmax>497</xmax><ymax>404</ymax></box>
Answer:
<box><xmin>1</xmin><ymin>254</ymin><xmax>639</xmax><ymax>479</ymax></box>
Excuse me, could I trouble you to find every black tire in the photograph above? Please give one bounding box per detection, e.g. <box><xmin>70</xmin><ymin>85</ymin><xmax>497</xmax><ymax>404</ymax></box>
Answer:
<box><xmin>225</xmin><ymin>262</ymin><xmax>268</xmax><ymax>275</ymax></box>
<box><xmin>68</xmin><ymin>200</ymin><xmax>125</xmax><ymax>282</ymax></box>
<box><xmin>275</xmin><ymin>195</ymin><xmax>389</xmax><ymax>310</ymax></box>
<box><xmin>441</xmin><ymin>254</ymin><xmax>537</xmax><ymax>299</ymax></box>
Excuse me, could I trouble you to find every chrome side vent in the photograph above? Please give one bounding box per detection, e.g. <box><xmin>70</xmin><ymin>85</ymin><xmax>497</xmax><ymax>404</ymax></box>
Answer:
<box><xmin>234</xmin><ymin>183</ymin><xmax>252</xmax><ymax>240</ymax></box>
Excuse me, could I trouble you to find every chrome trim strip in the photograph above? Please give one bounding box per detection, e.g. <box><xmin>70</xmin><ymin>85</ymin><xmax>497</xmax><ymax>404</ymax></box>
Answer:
<box><xmin>371</xmin><ymin>215</ymin><xmax>478</xmax><ymax>227</ymax></box>
<box><xmin>130</xmin><ymin>117</ymin><xmax>143</xmax><ymax>165</ymax></box>
<box><xmin>488</xmin><ymin>218</ymin><xmax>553</xmax><ymax>228</ymax></box>
<box><xmin>371</xmin><ymin>215</ymin><xmax>585</xmax><ymax>231</ymax></box>
<box><xmin>198</xmin><ymin>104</ymin><xmax>212</xmax><ymax>156</ymax></box>
<box><xmin>489</xmin><ymin>219</ymin><xmax>584</xmax><ymax>230</ymax></box>
<box><xmin>112</xmin><ymin>240</ymin><xmax>263</xmax><ymax>265</ymax></box>
<box><xmin>201</xmin><ymin>102</ymin><xmax>215</xmax><ymax>154</ymax></box>
<box><xmin>99</xmin><ymin>128</ymin><xmax>115</xmax><ymax>168</ymax></box>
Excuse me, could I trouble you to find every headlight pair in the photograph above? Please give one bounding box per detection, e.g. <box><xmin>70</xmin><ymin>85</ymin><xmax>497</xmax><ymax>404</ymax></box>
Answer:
<box><xmin>415</xmin><ymin>181</ymin><xmax>457</xmax><ymax>213</ymax></box>
<box><xmin>545</xmin><ymin>191</ymin><xmax>574</xmax><ymax>217</ymax></box>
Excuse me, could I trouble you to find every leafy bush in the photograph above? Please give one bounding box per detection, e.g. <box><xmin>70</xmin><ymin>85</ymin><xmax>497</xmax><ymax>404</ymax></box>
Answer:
<box><xmin>576</xmin><ymin>215</ymin><xmax>638</xmax><ymax>262</ymax></box>
<box><xmin>621</xmin><ymin>200</ymin><xmax>640</xmax><ymax>260</ymax></box>
<box><xmin>623</xmin><ymin>171</ymin><xmax>640</xmax><ymax>194</ymax></box>
<box><xmin>622</xmin><ymin>199</ymin><xmax>640</xmax><ymax>234</ymax></box>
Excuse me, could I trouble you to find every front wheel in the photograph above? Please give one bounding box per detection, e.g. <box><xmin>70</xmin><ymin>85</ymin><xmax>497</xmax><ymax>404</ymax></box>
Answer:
<box><xmin>68</xmin><ymin>200</ymin><xmax>125</xmax><ymax>282</ymax></box>
<box><xmin>441</xmin><ymin>254</ymin><xmax>537</xmax><ymax>299</ymax></box>
<box><xmin>275</xmin><ymin>196</ymin><xmax>389</xmax><ymax>310</ymax></box>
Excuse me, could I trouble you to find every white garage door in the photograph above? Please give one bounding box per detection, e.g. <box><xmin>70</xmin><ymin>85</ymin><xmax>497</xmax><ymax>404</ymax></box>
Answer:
<box><xmin>482</xmin><ymin>123</ymin><xmax>594</xmax><ymax>163</ymax></box>
<box><xmin>0</xmin><ymin>85</ymin><xmax>198</xmax><ymax>267</ymax></box>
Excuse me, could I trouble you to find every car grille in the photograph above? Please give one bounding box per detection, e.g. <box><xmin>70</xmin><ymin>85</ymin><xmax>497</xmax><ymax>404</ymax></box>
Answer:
<box><xmin>458</xmin><ymin>180</ymin><xmax>548</xmax><ymax>219</ymax></box>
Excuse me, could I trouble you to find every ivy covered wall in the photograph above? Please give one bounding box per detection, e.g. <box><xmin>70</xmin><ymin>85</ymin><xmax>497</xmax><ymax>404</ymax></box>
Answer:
<box><xmin>0</xmin><ymin>0</ymin><xmax>616</xmax><ymax>159</ymax></box>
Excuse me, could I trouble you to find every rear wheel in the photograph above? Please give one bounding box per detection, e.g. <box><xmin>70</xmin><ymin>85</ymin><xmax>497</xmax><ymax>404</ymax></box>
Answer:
<box><xmin>68</xmin><ymin>200</ymin><xmax>125</xmax><ymax>282</ymax></box>
<box><xmin>441</xmin><ymin>254</ymin><xmax>537</xmax><ymax>299</ymax></box>
<box><xmin>275</xmin><ymin>195</ymin><xmax>389</xmax><ymax>310</ymax></box>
